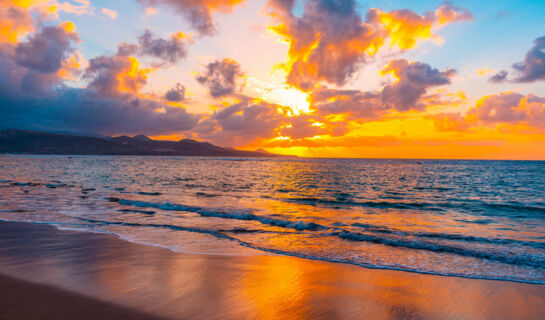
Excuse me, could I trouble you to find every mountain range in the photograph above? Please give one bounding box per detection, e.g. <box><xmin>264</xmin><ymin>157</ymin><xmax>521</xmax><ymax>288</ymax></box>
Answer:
<box><xmin>0</xmin><ymin>129</ymin><xmax>284</xmax><ymax>157</ymax></box>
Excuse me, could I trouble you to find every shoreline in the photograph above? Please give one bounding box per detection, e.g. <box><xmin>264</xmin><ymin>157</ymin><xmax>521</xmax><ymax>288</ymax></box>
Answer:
<box><xmin>1</xmin><ymin>220</ymin><xmax>544</xmax><ymax>319</ymax></box>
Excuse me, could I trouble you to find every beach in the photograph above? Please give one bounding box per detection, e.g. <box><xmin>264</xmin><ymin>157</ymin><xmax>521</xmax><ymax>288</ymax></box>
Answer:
<box><xmin>1</xmin><ymin>221</ymin><xmax>544</xmax><ymax>319</ymax></box>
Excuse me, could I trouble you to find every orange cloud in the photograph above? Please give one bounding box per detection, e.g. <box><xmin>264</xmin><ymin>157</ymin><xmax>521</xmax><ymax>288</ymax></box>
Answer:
<box><xmin>0</xmin><ymin>3</ymin><xmax>35</xmax><ymax>43</ymax></box>
<box><xmin>0</xmin><ymin>0</ymin><xmax>91</xmax><ymax>44</ymax></box>
<box><xmin>101</xmin><ymin>7</ymin><xmax>117</xmax><ymax>19</ymax></box>
<box><xmin>428</xmin><ymin>92</ymin><xmax>545</xmax><ymax>133</ymax></box>
<box><xmin>435</xmin><ymin>2</ymin><xmax>473</xmax><ymax>26</ymax></box>
<box><xmin>85</xmin><ymin>54</ymin><xmax>151</xmax><ymax>96</ymax></box>
<box><xmin>267</xmin><ymin>0</ymin><xmax>472</xmax><ymax>90</ymax></box>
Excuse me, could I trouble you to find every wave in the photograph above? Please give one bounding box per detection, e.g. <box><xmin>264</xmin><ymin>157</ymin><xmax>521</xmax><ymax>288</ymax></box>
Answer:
<box><xmin>137</xmin><ymin>191</ymin><xmax>162</xmax><ymax>196</ymax></box>
<box><xmin>283</xmin><ymin>197</ymin><xmax>446</xmax><ymax>211</ymax></box>
<box><xmin>350</xmin><ymin>223</ymin><xmax>545</xmax><ymax>249</ymax></box>
<box><xmin>2</xmin><ymin>217</ymin><xmax>544</xmax><ymax>284</ymax></box>
<box><xmin>331</xmin><ymin>230</ymin><xmax>545</xmax><ymax>269</ymax></box>
<box><xmin>281</xmin><ymin>197</ymin><xmax>545</xmax><ymax>217</ymax></box>
<box><xmin>113</xmin><ymin>198</ymin><xmax>327</xmax><ymax>231</ymax></box>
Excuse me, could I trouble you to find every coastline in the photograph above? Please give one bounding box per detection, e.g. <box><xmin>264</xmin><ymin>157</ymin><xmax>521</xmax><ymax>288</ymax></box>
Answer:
<box><xmin>1</xmin><ymin>220</ymin><xmax>544</xmax><ymax>319</ymax></box>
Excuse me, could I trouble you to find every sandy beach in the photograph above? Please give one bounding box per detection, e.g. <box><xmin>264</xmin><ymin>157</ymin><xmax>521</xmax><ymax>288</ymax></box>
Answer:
<box><xmin>0</xmin><ymin>221</ymin><xmax>544</xmax><ymax>319</ymax></box>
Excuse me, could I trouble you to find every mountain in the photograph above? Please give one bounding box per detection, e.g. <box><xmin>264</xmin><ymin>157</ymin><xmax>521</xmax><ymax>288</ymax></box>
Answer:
<box><xmin>0</xmin><ymin>129</ymin><xmax>286</xmax><ymax>157</ymax></box>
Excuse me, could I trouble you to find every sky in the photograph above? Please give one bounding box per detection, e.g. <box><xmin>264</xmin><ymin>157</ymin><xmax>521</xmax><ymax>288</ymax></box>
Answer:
<box><xmin>1</xmin><ymin>0</ymin><xmax>545</xmax><ymax>159</ymax></box>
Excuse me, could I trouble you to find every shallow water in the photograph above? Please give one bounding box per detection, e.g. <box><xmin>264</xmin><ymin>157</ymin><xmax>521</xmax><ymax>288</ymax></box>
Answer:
<box><xmin>0</xmin><ymin>155</ymin><xmax>544</xmax><ymax>283</ymax></box>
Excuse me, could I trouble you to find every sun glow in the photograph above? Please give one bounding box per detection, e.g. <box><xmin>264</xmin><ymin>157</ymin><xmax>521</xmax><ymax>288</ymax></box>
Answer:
<box><xmin>261</xmin><ymin>86</ymin><xmax>311</xmax><ymax>116</ymax></box>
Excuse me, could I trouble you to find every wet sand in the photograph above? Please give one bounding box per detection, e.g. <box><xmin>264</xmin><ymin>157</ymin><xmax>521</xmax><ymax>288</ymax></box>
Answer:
<box><xmin>0</xmin><ymin>274</ymin><xmax>164</xmax><ymax>320</ymax></box>
<box><xmin>0</xmin><ymin>221</ymin><xmax>544</xmax><ymax>319</ymax></box>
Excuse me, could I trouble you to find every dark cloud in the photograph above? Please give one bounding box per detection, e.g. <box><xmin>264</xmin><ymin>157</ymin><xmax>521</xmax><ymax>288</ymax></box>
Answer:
<box><xmin>310</xmin><ymin>87</ymin><xmax>384</xmax><ymax>119</ymax></box>
<box><xmin>137</xmin><ymin>29</ymin><xmax>190</xmax><ymax>64</ymax></box>
<box><xmin>15</xmin><ymin>23</ymin><xmax>79</xmax><ymax>73</ymax></box>
<box><xmin>138</xmin><ymin>0</ymin><xmax>245</xmax><ymax>35</ymax></box>
<box><xmin>380</xmin><ymin>59</ymin><xmax>455</xmax><ymax>111</ymax></box>
<box><xmin>488</xmin><ymin>70</ymin><xmax>508</xmax><ymax>83</ymax></box>
<box><xmin>194</xmin><ymin>98</ymin><xmax>284</xmax><ymax>146</ymax></box>
<box><xmin>117</xmin><ymin>42</ymin><xmax>139</xmax><ymax>56</ymax></box>
<box><xmin>165</xmin><ymin>83</ymin><xmax>186</xmax><ymax>102</ymax></box>
<box><xmin>0</xmin><ymin>22</ymin><xmax>198</xmax><ymax>137</ymax></box>
<box><xmin>0</xmin><ymin>87</ymin><xmax>199</xmax><ymax>136</ymax></box>
<box><xmin>195</xmin><ymin>58</ymin><xmax>244</xmax><ymax>98</ymax></box>
<box><xmin>116</xmin><ymin>30</ymin><xmax>191</xmax><ymax>65</ymax></box>
<box><xmin>0</xmin><ymin>48</ymin><xmax>198</xmax><ymax>135</ymax></box>
<box><xmin>277</xmin><ymin>115</ymin><xmax>330</xmax><ymax>139</ymax></box>
<box><xmin>512</xmin><ymin>36</ymin><xmax>545</xmax><ymax>83</ymax></box>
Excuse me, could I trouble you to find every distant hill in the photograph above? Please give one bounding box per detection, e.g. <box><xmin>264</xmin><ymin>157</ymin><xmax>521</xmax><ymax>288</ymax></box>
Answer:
<box><xmin>0</xmin><ymin>129</ymin><xmax>286</xmax><ymax>157</ymax></box>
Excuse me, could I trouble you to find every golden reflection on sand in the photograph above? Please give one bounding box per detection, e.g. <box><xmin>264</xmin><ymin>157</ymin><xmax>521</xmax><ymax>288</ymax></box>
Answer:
<box><xmin>0</xmin><ymin>222</ymin><xmax>544</xmax><ymax>320</ymax></box>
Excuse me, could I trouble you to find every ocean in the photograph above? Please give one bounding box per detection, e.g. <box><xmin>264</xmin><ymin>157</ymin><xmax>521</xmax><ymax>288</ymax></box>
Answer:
<box><xmin>0</xmin><ymin>156</ymin><xmax>544</xmax><ymax>284</ymax></box>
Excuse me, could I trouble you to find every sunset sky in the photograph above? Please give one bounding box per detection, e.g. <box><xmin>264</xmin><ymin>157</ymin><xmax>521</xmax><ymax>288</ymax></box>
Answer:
<box><xmin>1</xmin><ymin>0</ymin><xmax>545</xmax><ymax>159</ymax></box>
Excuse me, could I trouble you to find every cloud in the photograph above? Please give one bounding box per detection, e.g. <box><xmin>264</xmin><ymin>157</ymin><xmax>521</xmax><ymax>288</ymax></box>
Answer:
<box><xmin>0</xmin><ymin>22</ymin><xmax>198</xmax><ymax>136</ymax></box>
<box><xmin>0</xmin><ymin>0</ymin><xmax>92</xmax><ymax>44</ymax></box>
<box><xmin>426</xmin><ymin>112</ymin><xmax>470</xmax><ymax>132</ymax></box>
<box><xmin>14</xmin><ymin>22</ymin><xmax>79</xmax><ymax>74</ymax></box>
<box><xmin>0</xmin><ymin>5</ymin><xmax>35</xmax><ymax>43</ymax></box>
<box><xmin>511</xmin><ymin>36</ymin><xmax>545</xmax><ymax>83</ymax></box>
<box><xmin>428</xmin><ymin>92</ymin><xmax>545</xmax><ymax>132</ymax></box>
<box><xmin>137</xmin><ymin>0</ymin><xmax>246</xmax><ymax>35</ymax></box>
<box><xmin>194</xmin><ymin>97</ymin><xmax>284</xmax><ymax>146</ymax></box>
<box><xmin>85</xmin><ymin>30</ymin><xmax>192</xmax><ymax>97</ymax></box>
<box><xmin>144</xmin><ymin>7</ymin><xmax>158</xmax><ymax>15</ymax></box>
<box><xmin>54</xmin><ymin>0</ymin><xmax>93</xmax><ymax>16</ymax></box>
<box><xmin>101</xmin><ymin>8</ymin><xmax>117</xmax><ymax>19</ymax></box>
<box><xmin>165</xmin><ymin>82</ymin><xmax>186</xmax><ymax>102</ymax></box>
<box><xmin>137</xmin><ymin>29</ymin><xmax>191</xmax><ymax>64</ymax></box>
<box><xmin>380</xmin><ymin>59</ymin><xmax>455</xmax><ymax>111</ymax></box>
<box><xmin>84</xmin><ymin>54</ymin><xmax>150</xmax><ymax>97</ymax></box>
<box><xmin>0</xmin><ymin>87</ymin><xmax>199</xmax><ymax>136</ymax></box>
<box><xmin>308</xmin><ymin>59</ymin><xmax>456</xmax><ymax>119</ymax></box>
<box><xmin>488</xmin><ymin>70</ymin><xmax>508</xmax><ymax>83</ymax></box>
<box><xmin>434</xmin><ymin>1</ymin><xmax>473</xmax><ymax>25</ymax></box>
<box><xmin>467</xmin><ymin>92</ymin><xmax>545</xmax><ymax>128</ymax></box>
<box><xmin>116</xmin><ymin>30</ymin><xmax>192</xmax><ymax>65</ymax></box>
<box><xmin>195</xmin><ymin>58</ymin><xmax>244</xmax><ymax>98</ymax></box>
<box><xmin>310</xmin><ymin>87</ymin><xmax>385</xmax><ymax>120</ymax></box>
<box><xmin>277</xmin><ymin>115</ymin><xmax>331</xmax><ymax>139</ymax></box>
<box><xmin>267</xmin><ymin>0</ymin><xmax>472</xmax><ymax>90</ymax></box>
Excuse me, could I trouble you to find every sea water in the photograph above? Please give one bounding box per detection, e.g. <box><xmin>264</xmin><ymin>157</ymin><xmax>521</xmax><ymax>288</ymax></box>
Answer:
<box><xmin>0</xmin><ymin>156</ymin><xmax>544</xmax><ymax>283</ymax></box>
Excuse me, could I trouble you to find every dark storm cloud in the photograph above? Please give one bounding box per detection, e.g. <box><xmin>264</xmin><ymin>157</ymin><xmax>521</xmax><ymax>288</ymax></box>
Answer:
<box><xmin>195</xmin><ymin>58</ymin><xmax>243</xmax><ymax>98</ymax></box>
